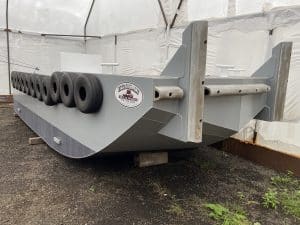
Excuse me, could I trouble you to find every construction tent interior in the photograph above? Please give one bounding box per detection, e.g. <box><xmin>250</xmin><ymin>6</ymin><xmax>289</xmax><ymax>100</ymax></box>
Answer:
<box><xmin>1</xmin><ymin>0</ymin><xmax>300</xmax><ymax>158</ymax></box>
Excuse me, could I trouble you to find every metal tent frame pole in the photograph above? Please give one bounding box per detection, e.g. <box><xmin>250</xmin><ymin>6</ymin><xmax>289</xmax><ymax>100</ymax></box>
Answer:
<box><xmin>84</xmin><ymin>0</ymin><xmax>96</xmax><ymax>42</ymax></box>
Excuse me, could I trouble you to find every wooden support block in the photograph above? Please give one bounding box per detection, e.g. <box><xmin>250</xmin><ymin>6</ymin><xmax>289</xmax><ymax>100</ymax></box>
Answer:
<box><xmin>29</xmin><ymin>137</ymin><xmax>44</xmax><ymax>145</ymax></box>
<box><xmin>135</xmin><ymin>152</ymin><xmax>168</xmax><ymax>167</ymax></box>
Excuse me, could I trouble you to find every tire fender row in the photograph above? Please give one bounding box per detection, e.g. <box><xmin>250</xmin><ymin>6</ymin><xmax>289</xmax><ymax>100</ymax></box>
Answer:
<box><xmin>11</xmin><ymin>71</ymin><xmax>103</xmax><ymax>114</ymax></box>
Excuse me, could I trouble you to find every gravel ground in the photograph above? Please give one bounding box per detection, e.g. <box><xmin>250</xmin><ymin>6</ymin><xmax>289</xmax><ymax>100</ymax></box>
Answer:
<box><xmin>0</xmin><ymin>104</ymin><xmax>298</xmax><ymax>225</ymax></box>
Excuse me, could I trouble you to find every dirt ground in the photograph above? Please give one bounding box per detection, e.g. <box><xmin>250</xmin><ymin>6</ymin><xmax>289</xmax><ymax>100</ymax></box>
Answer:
<box><xmin>0</xmin><ymin>104</ymin><xmax>299</xmax><ymax>225</ymax></box>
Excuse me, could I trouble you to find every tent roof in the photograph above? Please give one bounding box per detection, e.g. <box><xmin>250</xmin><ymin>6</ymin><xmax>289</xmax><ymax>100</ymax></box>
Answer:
<box><xmin>1</xmin><ymin>0</ymin><xmax>93</xmax><ymax>35</ymax></box>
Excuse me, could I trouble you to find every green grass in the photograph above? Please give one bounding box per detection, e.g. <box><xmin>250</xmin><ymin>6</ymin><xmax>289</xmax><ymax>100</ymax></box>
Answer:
<box><xmin>89</xmin><ymin>185</ymin><xmax>96</xmax><ymax>193</ymax></box>
<box><xmin>262</xmin><ymin>171</ymin><xmax>300</xmax><ymax>220</ymax></box>
<box><xmin>271</xmin><ymin>171</ymin><xmax>298</xmax><ymax>188</ymax></box>
<box><xmin>262</xmin><ymin>188</ymin><xmax>279</xmax><ymax>209</ymax></box>
<box><xmin>281</xmin><ymin>190</ymin><xmax>300</xmax><ymax>219</ymax></box>
<box><xmin>204</xmin><ymin>203</ymin><xmax>251</xmax><ymax>225</ymax></box>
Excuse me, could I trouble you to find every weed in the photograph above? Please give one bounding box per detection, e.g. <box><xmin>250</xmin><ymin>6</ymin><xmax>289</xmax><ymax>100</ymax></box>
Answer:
<box><xmin>237</xmin><ymin>192</ymin><xmax>245</xmax><ymax>201</ymax></box>
<box><xmin>281</xmin><ymin>190</ymin><xmax>300</xmax><ymax>219</ymax></box>
<box><xmin>271</xmin><ymin>171</ymin><xmax>298</xmax><ymax>188</ymax></box>
<box><xmin>89</xmin><ymin>185</ymin><xmax>95</xmax><ymax>193</ymax></box>
<box><xmin>204</xmin><ymin>203</ymin><xmax>251</xmax><ymax>225</ymax></box>
<box><xmin>262</xmin><ymin>188</ymin><xmax>279</xmax><ymax>209</ymax></box>
<box><xmin>205</xmin><ymin>203</ymin><xmax>228</xmax><ymax>221</ymax></box>
<box><xmin>266</xmin><ymin>171</ymin><xmax>300</xmax><ymax>220</ymax></box>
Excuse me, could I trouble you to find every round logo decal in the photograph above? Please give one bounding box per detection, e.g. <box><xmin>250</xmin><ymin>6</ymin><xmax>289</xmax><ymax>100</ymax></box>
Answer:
<box><xmin>115</xmin><ymin>83</ymin><xmax>143</xmax><ymax>108</ymax></box>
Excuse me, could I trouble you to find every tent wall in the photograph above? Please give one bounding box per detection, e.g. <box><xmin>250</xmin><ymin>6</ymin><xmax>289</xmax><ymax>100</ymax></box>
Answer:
<box><xmin>0</xmin><ymin>32</ymin><xmax>85</xmax><ymax>94</ymax></box>
<box><xmin>0</xmin><ymin>32</ymin><xmax>9</xmax><ymax>94</ymax></box>
<box><xmin>86</xmin><ymin>28</ymin><xmax>184</xmax><ymax>76</ymax></box>
<box><xmin>236</xmin><ymin>0</ymin><xmax>300</xmax><ymax>15</ymax></box>
<box><xmin>86</xmin><ymin>0</ymin><xmax>300</xmax><ymax>37</ymax></box>
<box><xmin>86</xmin><ymin>0</ymin><xmax>189</xmax><ymax>36</ymax></box>
<box><xmin>188</xmin><ymin>0</ymin><xmax>229</xmax><ymax>20</ymax></box>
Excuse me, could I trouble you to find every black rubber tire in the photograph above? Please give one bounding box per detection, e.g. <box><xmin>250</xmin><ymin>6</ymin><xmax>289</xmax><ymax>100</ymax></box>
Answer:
<box><xmin>50</xmin><ymin>72</ymin><xmax>63</xmax><ymax>103</ymax></box>
<box><xmin>24</xmin><ymin>74</ymin><xmax>31</xmax><ymax>95</ymax></box>
<box><xmin>11</xmin><ymin>72</ymin><xmax>16</xmax><ymax>88</ymax></box>
<box><xmin>74</xmin><ymin>74</ymin><xmax>103</xmax><ymax>113</ymax></box>
<box><xmin>17</xmin><ymin>73</ymin><xmax>22</xmax><ymax>91</ymax></box>
<box><xmin>29</xmin><ymin>75</ymin><xmax>36</xmax><ymax>98</ymax></box>
<box><xmin>21</xmin><ymin>73</ymin><xmax>27</xmax><ymax>93</ymax></box>
<box><xmin>60</xmin><ymin>72</ymin><xmax>78</xmax><ymax>107</ymax></box>
<box><xmin>15</xmin><ymin>73</ymin><xmax>21</xmax><ymax>91</ymax></box>
<box><xmin>18</xmin><ymin>73</ymin><xmax>23</xmax><ymax>91</ymax></box>
<box><xmin>33</xmin><ymin>75</ymin><xmax>44</xmax><ymax>101</ymax></box>
<box><xmin>41</xmin><ymin>77</ymin><xmax>55</xmax><ymax>106</ymax></box>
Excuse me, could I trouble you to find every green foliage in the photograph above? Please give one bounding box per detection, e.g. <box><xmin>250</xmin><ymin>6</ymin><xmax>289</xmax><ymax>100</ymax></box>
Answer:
<box><xmin>266</xmin><ymin>171</ymin><xmax>300</xmax><ymax>219</ymax></box>
<box><xmin>204</xmin><ymin>203</ymin><xmax>251</xmax><ymax>225</ymax></box>
<box><xmin>262</xmin><ymin>188</ymin><xmax>279</xmax><ymax>209</ymax></box>
<box><xmin>271</xmin><ymin>171</ymin><xmax>298</xmax><ymax>188</ymax></box>
<box><xmin>237</xmin><ymin>192</ymin><xmax>245</xmax><ymax>201</ymax></box>
<box><xmin>89</xmin><ymin>185</ymin><xmax>95</xmax><ymax>192</ymax></box>
<box><xmin>205</xmin><ymin>203</ymin><xmax>228</xmax><ymax>221</ymax></box>
<box><xmin>281</xmin><ymin>190</ymin><xmax>300</xmax><ymax>219</ymax></box>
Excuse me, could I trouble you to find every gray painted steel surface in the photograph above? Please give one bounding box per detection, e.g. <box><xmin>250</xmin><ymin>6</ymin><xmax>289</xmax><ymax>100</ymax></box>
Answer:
<box><xmin>12</xmin><ymin>21</ymin><xmax>292</xmax><ymax>158</ymax></box>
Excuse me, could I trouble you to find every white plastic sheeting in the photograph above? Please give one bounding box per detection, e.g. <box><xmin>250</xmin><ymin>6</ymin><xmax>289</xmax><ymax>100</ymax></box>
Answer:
<box><xmin>233</xmin><ymin>120</ymin><xmax>300</xmax><ymax>157</ymax></box>
<box><xmin>206</xmin><ymin>30</ymin><xmax>270</xmax><ymax>77</ymax></box>
<box><xmin>86</xmin><ymin>0</ymin><xmax>300</xmax><ymax>37</ymax></box>
<box><xmin>0</xmin><ymin>32</ymin><xmax>9</xmax><ymax>94</ymax></box>
<box><xmin>0</xmin><ymin>33</ymin><xmax>84</xmax><ymax>94</ymax></box>
<box><xmin>87</xmin><ymin>0</ymin><xmax>160</xmax><ymax>36</ymax></box>
<box><xmin>86</xmin><ymin>27</ymin><xmax>185</xmax><ymax>76</ymax></box>
<box><xmin>60</xmin><ymin>52</ymin><xmax>102</xmax><ymax>74</ymax></box>
<box><xmin>188</xmin><ymin>0</ymin><xmax>228</xmax><ymax>21</ymax></box>
<box><xmin>0</xmin><ymin>0</ymin><xmax>92</xmax><ymax>34</ymax></box>
<box><xmin>255</xmin><ymin>120</ymin><xmax>300</xmax><ymax>157</ymax></box>
<box><xmin>86</xmin><ymin>0</ymin><xmax>189</xmax><ymax>37</ymax></box>
<box><xmin>0</xmin><ymin>0</ymin><xmax>6</xmax><ymax>28</ymax></box>
<box><xmin>2</xmin><ymin>0</ymin><xmax>300</xmax><ymax>35</ymax></box>
<box><xmin>236</xmin><ymin>0</ymin><xmax>300</xmax><ymax>15</ymax></box>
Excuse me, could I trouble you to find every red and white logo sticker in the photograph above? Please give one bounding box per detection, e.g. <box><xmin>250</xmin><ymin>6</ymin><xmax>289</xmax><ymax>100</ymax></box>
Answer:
<box><xmin>115</xmin><ymin>83</ymin><xmax>143</xmax><ymax>108</ymax></box>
